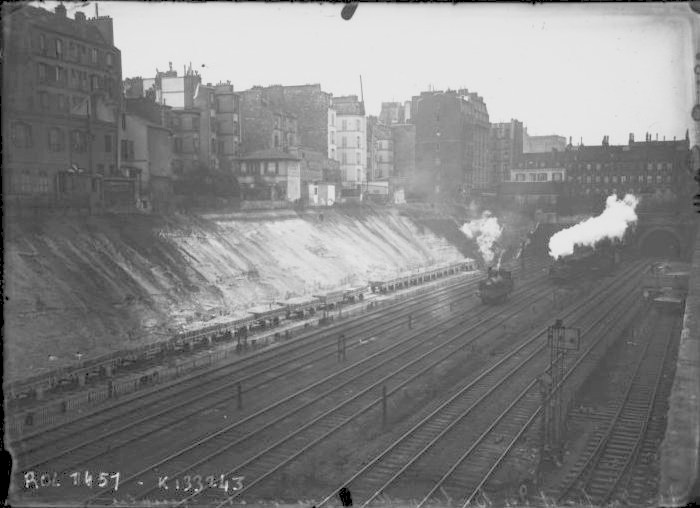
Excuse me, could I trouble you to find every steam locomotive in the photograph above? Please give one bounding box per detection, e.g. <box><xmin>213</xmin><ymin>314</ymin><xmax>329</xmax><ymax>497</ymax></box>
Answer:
<box><xmin>548</xmin><ymin>241</ymin><xmax>619</xmax><ymax>285</ymax></box>
<box><xmin>478</xmin><ymin>267</ymin><xmax>514</xmax><ymax>304</ymax></box>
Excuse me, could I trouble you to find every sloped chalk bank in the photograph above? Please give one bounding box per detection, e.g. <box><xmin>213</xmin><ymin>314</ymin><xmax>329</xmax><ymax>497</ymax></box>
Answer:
<box><xmin>3</xmin><ymin>208</ymin><xmax>464</xmax><ymax>381</ymax></box>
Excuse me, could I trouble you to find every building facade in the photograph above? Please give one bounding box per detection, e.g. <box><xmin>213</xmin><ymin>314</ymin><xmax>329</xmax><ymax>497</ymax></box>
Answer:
<box><xmin>124</xmin><ymin>66</ymin><xmax>241</xmax><ymax>180</ymax></box>
<box><xmin>236</xmin><ymin>150</ymin><xmax>301</xmax><ymax>202</ymax></box>
<box><xmin>332</xmin><ymin>95</ymin><xmax>367</xmax><ymax>193</ymax></box>
<box><xmin>490</xmin><ymin>120</ymin><xmax>524</xmax><ymax>184</ymax></box>
<box><xmin>506</xmin><ymin>133</ymin><xmax>692</xmax><ymax>216</ymax></box>
<box><xmin>367</xmin><ymin>117</ymin><xmax>394</xmax><ymax>181</ymax></box>
<box><xmin>3</xmin><ymin>4</ymin><xmax>123</xmax><ymax>212</ymax></box>
<box><xmin>239</xmin><ymin>87</ymin><xmax>298</xmax><ymax>155</ymax></box>
<box><xmin>523</xmin><ymin>129</ymin><xmax>567</xmax><ymax>153</ymax></box>
<box><xmin>121</xmin><ymin>97</ymin><xmax>174</xmax><ymax>212</ymax></box>
<box><xmin>411</xmin><ymin>89</ymin><xmax>490</xmax><ymax>199</ymax></box>
<box><xmin>379</xmin><ymin>101</ymin><xmax>411</xmax><ymax>125</ymax></box>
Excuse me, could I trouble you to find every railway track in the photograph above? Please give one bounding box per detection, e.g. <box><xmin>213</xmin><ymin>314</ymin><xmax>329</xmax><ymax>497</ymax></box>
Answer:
<box><xmin>71</xmin><ymin>273</ymin><xmax>555</xmax><ymax>506</ymax></box>
<box><xmin>308</xmin><ymin>263</ymin><xmax>645</xmax><ymax>508</ymax></box>
<box><xmin>77</xmin><ymin>264</ymin><xmax>640</xmax><ymax>507</ymax></box>
<box><xmin>13</xmin><ymin>271</ymin><xmax>485</xmax><ymax>468</ymax></box>
<box><xmin>555</xmin><ymin>309</ymin><xmax>680</xmax><ymax>506</ymax></box>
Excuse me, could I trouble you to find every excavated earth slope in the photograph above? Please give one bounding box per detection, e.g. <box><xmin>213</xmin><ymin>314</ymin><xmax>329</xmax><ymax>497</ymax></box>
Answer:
<box><xmin>3</xmin><ymin>208</ymin><xmax>465</xmax><ymax>381</ymax></box>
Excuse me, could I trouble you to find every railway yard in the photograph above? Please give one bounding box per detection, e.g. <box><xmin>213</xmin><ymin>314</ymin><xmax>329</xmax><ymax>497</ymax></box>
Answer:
<box><xmin>8</xmin><ymin>240</ymin><xmax>696</xmax><ymax>508</ymax></box>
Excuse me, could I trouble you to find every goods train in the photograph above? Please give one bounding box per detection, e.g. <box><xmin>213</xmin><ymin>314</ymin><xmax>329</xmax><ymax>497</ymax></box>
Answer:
<box><xmin>478</xmin><ymin>267</ymin><xmax>514</xmax><ymax>304</ymax></box>
<box><xmin>549</xmin><ymin>242</ymin><xmax>619</xmax><ymax>285</ymax></box>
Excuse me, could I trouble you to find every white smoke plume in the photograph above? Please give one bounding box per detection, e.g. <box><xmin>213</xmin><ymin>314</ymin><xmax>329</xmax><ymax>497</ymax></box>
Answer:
<box><xmin>461</xmin><ymin>211</ymin><xmax>503</xmax><ymax>265</ymax></box>
<box><xmin>548</xmin><ymin>194</ymin><xmax>639</xmax><ymax>259</ymax></box>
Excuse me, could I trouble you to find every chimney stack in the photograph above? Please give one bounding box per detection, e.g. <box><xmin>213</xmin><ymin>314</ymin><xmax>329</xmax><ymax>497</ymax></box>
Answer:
<box><xmin>55</xmin><ymin>3</ymin><xmax>67</xmax><ymax>17</ymax></box>
<box><xmin>629</xmin><ymin>132</ymin><xmax>634</xmax><ymax>144</ymax></box>
<box><xmin>75</xmin><ymin>11</ymin><xmax>86</xmax><ymax>21</ymax></box>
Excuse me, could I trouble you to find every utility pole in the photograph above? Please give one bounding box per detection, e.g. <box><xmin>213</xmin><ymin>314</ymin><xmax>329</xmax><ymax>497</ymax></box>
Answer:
<box><xmin>541</xmin><ymin>319</ymin><xmax>580</xmax><ymax>463</ymax></box>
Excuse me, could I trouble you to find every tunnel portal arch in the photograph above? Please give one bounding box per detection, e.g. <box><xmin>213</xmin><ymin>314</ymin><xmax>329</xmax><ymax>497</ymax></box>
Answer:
<box><xmin>638</xmin><ymin>227</ymin><xmax>682</xmax><ymax>259</ymax></box>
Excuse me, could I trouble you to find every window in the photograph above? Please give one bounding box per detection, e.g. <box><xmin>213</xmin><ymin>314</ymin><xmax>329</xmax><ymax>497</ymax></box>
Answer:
<box><xmin>342</xmin><ymin>136</ymin><xmax>347</xmax><ymax>148</ymax></box>
<box><xmin>218</xmin><ymin>140</ymin><xmax>225</xmax><ymax>155</ymax></box>
<box><xmin>355</xmin><ymin>119</ymin><xmax>361</xmax><ymax>131</ymax></box>
<box><xmin>596</xmin><ymin>163</ymin><xmax>601</xmax><ymax>171</ymax></box>
<box><xmin>621</xmin><ymin>175</ymin><xmax>627</xmax><ymax>183</ymax></box>
<box><xmin>331</xmin><ymin>148</ymin><xmax>336</xmax><ymax>159</ymax></box>
<box><xmin>39</xmin><ymin>34</ymin><xmax>46</xmax><ymax>54</ymax></box>
<box><xmin>647</xmin><ymin>162</ymin><xmax>653</xmax><ymax>171</ymax></box>
<box><xmin>104</xmin><ymin>135</ymin><xmax>112</xmax><ymax>152</ymax></box>
<box><xmin>275</xmin><ymin>162</ymin><xmax>279</xmax><ymax>175</ymax></box>
<box><xmin>657</xmin><ymin>162</ymin><xmax>663</xmax><ymax>171</ymax></box>
<box><xmin>330</xmin><ymin>132</ymin><xmax>335</xmax><ymax>145</ymax></box>
<box><xmin>193</xmin><ymin>136</ymin><xmax>200</xmax><ymax>152</ymax></box>
<box><xmin>91</xmin><ymin>48</ymin><xmax>98</xmax><ymax>64</ymax></box>
<box><xmin>121</xmin><ymin>139</ymin><xmax>129</xmax><ymax>159</ymax></box>
<box><xmin>331</xmin><ymin>113</ymin><xmax>335</xmax><ymax>126</ymax></box>
<box><xmin>172</xmin><ymin>159</ymin><xmax>184</xmax><ymax>175</ymax></box>
<box><xmin>39</xmin><ymin>92</ymin><xmax>49</xmax><ymax>110</ymax></box>
<box><xmin>57</xmin><ymin>94</ymin><xmax>68</xmax><ymax>112</ymax></box>
<box><xmin>192</xmin><ymin>116</ymin><xmax>200</xmax><ymax>131</ymax></box>
<box><xmin>71</xmin><ymin>130</ymin><xmax>87</xmax><ymax>152</ymax></box>
<box><xmin>121</xmin><ymin>113</ymin><xmax>126</xmax><ymax>130</ymax></box>
<box><xmin>38</xmin><ymin>63</ymin><xmax>48</xmax><ymax>82</ymax></box>
<box><xmin>552</xmin><ymin>172</ymin><xmax>562</xmax><ymax>181</ymax></box>
<box><xmin>12</xmin><ymin>122</ymin><xmax>32</xmax><ymax>148</ymax></box>
<box><xmin>528</xmin><ymin>173</ymin><xmax>537</xmax><ymax>182</ymax></box>
<box><xmin>48</xmin><ymin>127</ymin><xmax>64</xmax><ymax>151</ymax></box>
<box><xmin>90</xmin><ymin>75</ymin><xmax>99</xmax><ymax>91</ymax></box>
<box><xmin>612</xmin><ymin>176</ymin><xmax>618</xmax><ymax>183</ymax></box>
<box><xmin>69</xmin><ymin>42</ymin><xmax>77</xmax><ymax>61</ymax></box>
<box><xmin>356</xmin><ymin>152</ymin><xmax>361</xmax><ymax>164</ymax></box>
<box><xmin>106</xmin><ymin>53</ymin><xmax>113</xmax><ymax>67</ymax></box>
<box><xmin>38</xmin><ymin>171</ymin><xmax>49</xmax><ymax>194</ymax></box>
<box><xmin>55</xmin><ymin>38</ymin><xmax>62</xmax><ymax>58</ymax></box>
<box><xmin>604</xmin><ymin>176</ymin><xmax>609</xmax><ymax>183</ymax></box>
<box><xmin>174</xmin><ymin>138</ymin><xmax>183</xmax><ymax>153</ymax></box>
<box><xmin>356</xmin><ymin>136</ymin><xmax>361</xmax><ymax>148</ymax></box>
<box><xmin>342</xmin><ymin>119</ymin><xmax>347</xmax><ymax>131</ymax></box>
<box><xmin>20</xmin><ymin>171</ymin><xmax>32</xmax><ymax>193</ymax></box>
<box><xmin>595</xmin><ymin>176</ymin><xmax>601</xmax><ymax>183</ymax></box>
<box><xmin>342</xmin><ymin>152</ymin><xmax>347</xmax><ymax>164</ymax></box>
<box><xmin>356</xmin><ymin>169</ymin><xmax>361</xmax><ymax>181</ymax></box>
<box><xmin>656</xmin><ymin>175</ymin><xmax>662</xmax><ymax>183</ymax></box>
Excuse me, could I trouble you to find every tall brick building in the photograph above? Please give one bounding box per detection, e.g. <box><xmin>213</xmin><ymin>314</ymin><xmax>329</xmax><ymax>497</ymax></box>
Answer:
<box><xmin>411</xmin><ymin>89</ymin><xmax>490</xmax><ymax>199</ymax></box>
<box><xmin>3</xmin><ymin>3</ymin><xmax>123</xmax><ymax>212</ymax></box>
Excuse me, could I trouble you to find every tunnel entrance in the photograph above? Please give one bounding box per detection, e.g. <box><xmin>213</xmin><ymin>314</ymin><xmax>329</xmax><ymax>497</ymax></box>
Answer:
<box><xmin>639</xmin><ymin>229</ymin><xmax>681</xmax><ymax>259</ymax></box>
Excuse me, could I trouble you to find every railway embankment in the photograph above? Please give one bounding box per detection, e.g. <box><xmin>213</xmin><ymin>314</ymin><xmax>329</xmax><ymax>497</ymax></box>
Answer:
<box><xmin>659</xmin><ymin>219</ymin><xmax>700</xmax><ymax>506</ymax></box>
<box><xmin>3</xmin><ymin>207</ymin><xmax>465</xmax><ymax>382</ymax></box>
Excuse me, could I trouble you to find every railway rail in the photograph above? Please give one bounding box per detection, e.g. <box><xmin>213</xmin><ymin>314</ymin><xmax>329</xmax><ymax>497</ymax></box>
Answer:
<box><xmin>555</xmin><ymin>309</ymin><xmax>680</xmax><ymax>506</ymax></box>
<box><xmin>73</xmin><ymin>271</ymin><xmax>555</xmax><ymax>506</ymax></box>
<box><xmin>13</xmin><ymin>269</ymin><xmax>487</xmax><ymax>468</ymax></box>
<box><xmin>308</xmin><ymin>263</ymin><xmax>645</xmax><ymax>508</ymax></box>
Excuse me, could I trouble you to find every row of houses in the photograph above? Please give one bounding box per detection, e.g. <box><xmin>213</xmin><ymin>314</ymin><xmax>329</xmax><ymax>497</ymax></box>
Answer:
<box><xmin>3</xmin><ymin>4</ymin><xmax>694</xmax><ymax>215</ymax></box>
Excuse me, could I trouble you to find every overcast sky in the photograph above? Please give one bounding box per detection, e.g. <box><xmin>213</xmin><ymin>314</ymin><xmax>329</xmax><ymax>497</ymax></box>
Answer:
<box><xmin>32</xmin><ymin>2</ymin><xmax>698</xmax><ymax>145</ymax></box>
